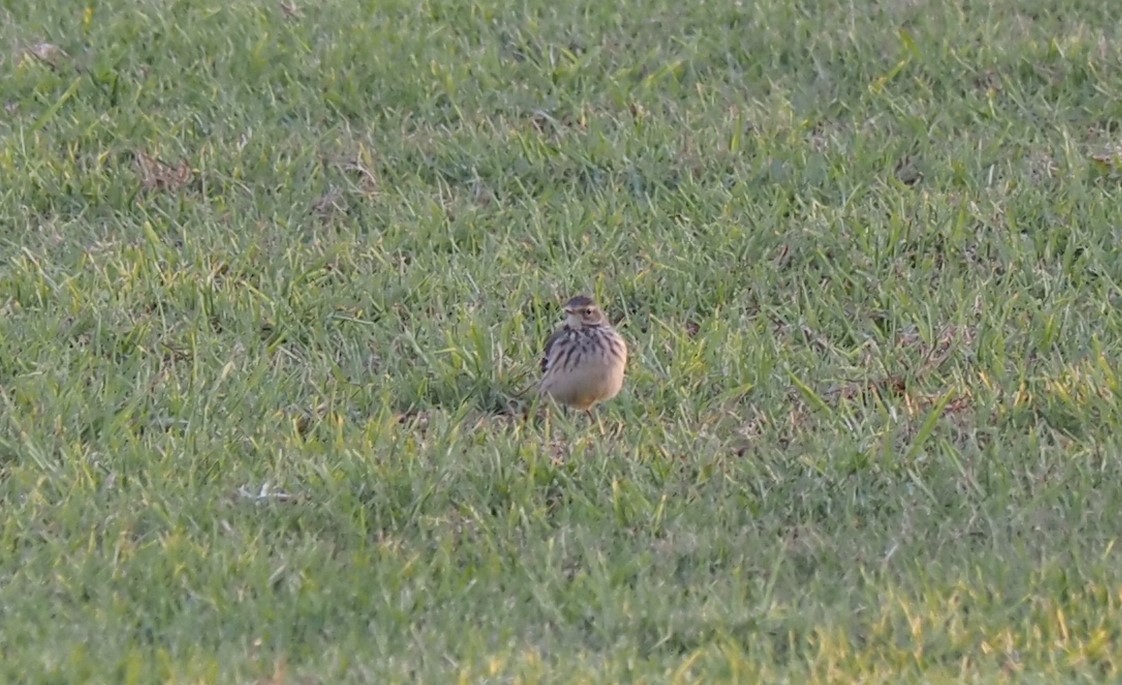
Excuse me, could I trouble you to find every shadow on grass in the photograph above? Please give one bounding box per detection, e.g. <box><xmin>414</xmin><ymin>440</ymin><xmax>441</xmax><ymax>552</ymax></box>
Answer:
<box><xmin>393</xmin><ymin>371</ymin><xmax>533</xmax><ymax>425</ymax></box>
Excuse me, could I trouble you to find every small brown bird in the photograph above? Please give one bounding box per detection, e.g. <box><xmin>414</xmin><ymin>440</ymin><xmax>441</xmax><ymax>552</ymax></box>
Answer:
<box><xmin>539</xmin><ymin>295</ymin><xmax>627</xmax><ymax>415</ymax></box>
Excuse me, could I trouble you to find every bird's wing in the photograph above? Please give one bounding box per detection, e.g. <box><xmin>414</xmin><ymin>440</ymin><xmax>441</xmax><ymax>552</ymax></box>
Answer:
<box><xmin>541</xmin><ymin>327</ymin><xmax>567</xmax><ymax>374</ymax></box>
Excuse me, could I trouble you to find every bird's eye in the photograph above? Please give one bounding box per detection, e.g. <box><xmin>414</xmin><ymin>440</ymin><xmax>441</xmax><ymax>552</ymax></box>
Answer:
<box><xmin>584</xmin><ymin>307</ymin><xmax>594</xmax><ymax>316</ymax></box>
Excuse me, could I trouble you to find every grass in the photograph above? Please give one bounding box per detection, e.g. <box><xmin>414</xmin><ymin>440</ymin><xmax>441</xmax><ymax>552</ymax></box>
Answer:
<box><xmin>2</xmin><ymin>0</ymin><xmax>1122</xmax><ymax>681</ymax></box>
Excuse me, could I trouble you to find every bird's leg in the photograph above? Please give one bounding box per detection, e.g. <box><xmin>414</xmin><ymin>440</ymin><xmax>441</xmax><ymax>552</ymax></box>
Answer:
<box><xmin>586</xmin><ymin>408</ymin><xmax>605</xmax><ymax>436</ymax></box>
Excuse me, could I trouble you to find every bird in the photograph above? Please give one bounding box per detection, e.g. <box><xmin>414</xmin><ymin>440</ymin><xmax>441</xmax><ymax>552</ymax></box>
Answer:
<box><xmin>539</xmin><ymin>295</ymin><xmax>627</xmax><ymax>418</ymax></box>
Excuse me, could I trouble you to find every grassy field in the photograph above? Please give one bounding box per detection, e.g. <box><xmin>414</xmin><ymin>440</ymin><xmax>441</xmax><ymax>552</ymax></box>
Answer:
<box><xmin>3</xmin><ymin>0</ymin><xmax>1122</xmax><ymax>681</ymax></box>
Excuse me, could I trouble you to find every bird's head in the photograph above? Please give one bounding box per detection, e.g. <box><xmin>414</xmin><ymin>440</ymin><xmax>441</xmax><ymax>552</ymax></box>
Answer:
<box><xmin>563</xmin><ymin>294</ymin><xmax>606</xmax><ymax>328</ymax></box>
